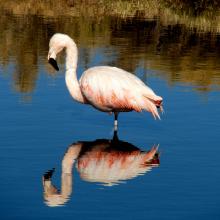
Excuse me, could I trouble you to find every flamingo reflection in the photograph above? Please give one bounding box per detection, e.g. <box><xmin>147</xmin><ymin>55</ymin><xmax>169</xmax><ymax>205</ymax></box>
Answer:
<box><xmin>42</xmin><ymin>132</ymin><xmax>160</xmax><ymax>207</ymax></box>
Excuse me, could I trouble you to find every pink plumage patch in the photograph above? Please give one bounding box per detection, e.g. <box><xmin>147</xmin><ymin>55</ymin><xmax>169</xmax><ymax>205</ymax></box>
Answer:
<box><xmin>78</xmin><ymin>150</ymin><xmax>145</xmax><ymax>170</ymax></box>
<box><xmin>82</xmin><ymin>82</ymin><xmax>142</xmax><ymax>112</ymax></box>
<box><xmin>77</xmin><ymin>147</ymin><xmax>159</xmax><ymax>172</ymax></box>
<box><xmin>107</xmin><ymin>92</ymin><xmax>142</xmax><ymax>112</ymax></box>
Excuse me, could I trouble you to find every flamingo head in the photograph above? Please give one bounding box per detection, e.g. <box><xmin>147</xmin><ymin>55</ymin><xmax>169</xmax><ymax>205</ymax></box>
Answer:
<box><xmin>48</xmin><ymin>33</ymin><xmax>71</xmax><ymax>71</ymax></box>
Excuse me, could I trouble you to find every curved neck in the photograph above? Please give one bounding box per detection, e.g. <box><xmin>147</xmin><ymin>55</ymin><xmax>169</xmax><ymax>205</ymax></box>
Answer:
<box><xmin>66</xmin><ymin>42</ymin><xmax>78</xmax><ymax>71</ymax></box>
<box><xmin>43</xmin><ymin>144</ymin><xmax>82</xmax><ymax>206</ymax></box>
<box><xmin>65</xmin><ymin>40</ymin><xmax>85</xmax><ymax>103</ymax></box>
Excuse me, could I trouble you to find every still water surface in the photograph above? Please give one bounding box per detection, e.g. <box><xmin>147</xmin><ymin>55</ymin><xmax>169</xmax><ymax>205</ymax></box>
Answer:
<box><xmin>0</xmin><ymin>4</ymin><xmax>220</xmax><ymax>220</ymax></box>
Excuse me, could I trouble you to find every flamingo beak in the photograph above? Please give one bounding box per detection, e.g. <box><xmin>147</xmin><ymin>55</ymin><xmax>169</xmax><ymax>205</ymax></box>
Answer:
<box><xmin>48</xmin><ymin>49</ymin><xmax>59</xmax><ymax>71</ymax></box>
<box><xmin>48</xmin><ymin>58</ymin><xmax>59</xmax><ymax>71</ymax></box>
<box><xmin>43</xmin><ymin>168</ymin><xmax>55</xmax><ymax>181</ymax></box>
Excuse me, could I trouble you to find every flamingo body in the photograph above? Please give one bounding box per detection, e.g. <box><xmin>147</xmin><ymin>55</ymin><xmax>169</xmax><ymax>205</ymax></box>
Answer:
<box><xmin>48</xmin><ymin>33</ymin><xmax>163</xmax><ymax>125</ymax></box>
<box><xmin>43</xmin><ymin>132</ymin><xmax>160</xmax><ymax>207</ymax></box>
<box><xmin>80</xmin><ymin>66</ymin><xmax>162</xmax><ymax>116</ymax></box>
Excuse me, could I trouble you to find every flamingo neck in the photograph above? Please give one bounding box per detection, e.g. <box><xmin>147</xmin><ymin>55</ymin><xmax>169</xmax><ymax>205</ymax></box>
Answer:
<box><xmin>65</xmin><ymin>40</ymin><xmax>85</xmax><ymax>103</ymax></box>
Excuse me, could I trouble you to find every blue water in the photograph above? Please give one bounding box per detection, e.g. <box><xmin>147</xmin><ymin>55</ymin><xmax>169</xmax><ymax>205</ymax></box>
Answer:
<box><xmin>1</xmin><ymin>15</ymin><xmax>220</xmax><ymax>220</ymax></box>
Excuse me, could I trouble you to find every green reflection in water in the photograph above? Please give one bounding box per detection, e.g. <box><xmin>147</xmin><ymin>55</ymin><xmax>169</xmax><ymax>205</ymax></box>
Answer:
<box><xmin>0</xmin><ymin>0</ymin><xmax>220</xmax><ymax>94</ymax></box>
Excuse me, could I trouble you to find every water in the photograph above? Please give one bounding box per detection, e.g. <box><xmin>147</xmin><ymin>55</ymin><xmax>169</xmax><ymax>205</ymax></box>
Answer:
<box><xmin>0</xmin><ymin>3</ymin><xmax>220</xmax><ymax>220</ymax></box>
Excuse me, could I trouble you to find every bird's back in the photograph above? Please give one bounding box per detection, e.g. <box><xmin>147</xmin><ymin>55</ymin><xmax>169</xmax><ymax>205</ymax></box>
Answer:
<box><xmin>81</xmin><ymin>66</ymin><xmax>144</xmax><ymax>86</ymax></box>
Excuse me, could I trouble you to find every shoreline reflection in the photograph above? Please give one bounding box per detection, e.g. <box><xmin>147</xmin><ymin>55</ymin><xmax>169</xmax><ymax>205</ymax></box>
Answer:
<box><xmin>1</xmin><ymin>8</ymin><xmax>220</xmax><ymax>95</ymax></box>
<box><xmin>42</xmin><ymin>132</ymin><xmax>160</xmax><ymax>207</ymax></box>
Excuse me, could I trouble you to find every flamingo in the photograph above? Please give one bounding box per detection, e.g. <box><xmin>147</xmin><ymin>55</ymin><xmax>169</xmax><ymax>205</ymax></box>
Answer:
<box><xmin>48</xmin><ymin>33</ymin><xmax>163</xmax><ymax>130</ymax></box>
<box><xmin>43</xmin><ymin>131</ymin><xmax>159</xmax><ymax>206</ymax></box>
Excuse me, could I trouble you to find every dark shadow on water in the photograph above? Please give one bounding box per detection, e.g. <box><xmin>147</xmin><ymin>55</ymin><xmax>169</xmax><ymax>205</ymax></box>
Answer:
<box><xmin>42</xmin><ymin>131</ymin><xmax>160</xmax><ymax>207</ymax></box>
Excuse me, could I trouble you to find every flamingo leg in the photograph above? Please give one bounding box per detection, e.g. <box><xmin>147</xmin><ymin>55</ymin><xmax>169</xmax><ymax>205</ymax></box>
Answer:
<box><xmin>112</xmin><ymin>129</ymin><xmax>119</xmax><ymax>142</ymax></box>
<box><xmin>114</xmin><ymin>112</ymin><xmax>118</xmax><ymax>132</ymax></box>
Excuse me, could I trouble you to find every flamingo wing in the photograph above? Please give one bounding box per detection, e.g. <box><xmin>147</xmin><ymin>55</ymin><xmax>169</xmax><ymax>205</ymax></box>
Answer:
<box><xmin>80</xmin><ymin>66</ymin><xmax>162</xmax><ymax>119</ymax></box>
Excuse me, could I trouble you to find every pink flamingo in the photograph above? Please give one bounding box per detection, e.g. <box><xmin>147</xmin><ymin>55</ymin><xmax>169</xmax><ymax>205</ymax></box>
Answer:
<box><xmin>48</xmin><ymin>33</ymin><xmax>163</xmax><ymax>130</ymax></box>
<box><xmin>43</xmin><ymin>132</ymin><xmax>159</xmax><ymax>206</ymax></box>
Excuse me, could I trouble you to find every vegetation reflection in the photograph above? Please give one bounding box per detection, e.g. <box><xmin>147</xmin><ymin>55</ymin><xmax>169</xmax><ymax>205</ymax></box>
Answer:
<box><xmin>0</xmin><ymin>0</ymin><xmax>220</xmax><ymax>94</ymax></box>
<box><xmin>42</xmin><ymin>132</ymin><xmax>159</xmax><ymax>207</ymax></box>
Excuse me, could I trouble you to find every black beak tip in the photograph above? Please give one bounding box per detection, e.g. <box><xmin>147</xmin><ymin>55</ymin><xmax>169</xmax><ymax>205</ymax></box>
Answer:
<box><xmin>43</xmin><ymin>168</ymin><xmax>55</xmax><ymax>180</ymax></box>
<box><xmin>48</xmin><ymin>58</ymin><xmax>59</xmax><ymax>71</ymax></box>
